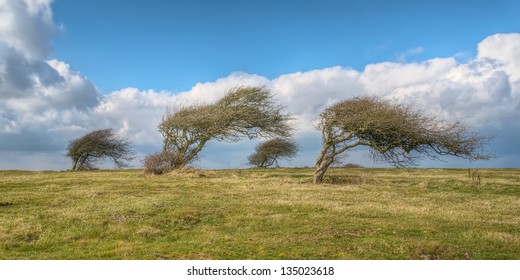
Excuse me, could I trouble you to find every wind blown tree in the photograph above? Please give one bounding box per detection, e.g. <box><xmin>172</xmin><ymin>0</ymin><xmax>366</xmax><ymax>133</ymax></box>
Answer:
<box><xmin>67</xmin><ymin>129</ymin><xmax>134</xmax><ymax>171</ymax></box>
<box><xmin>248</xmin><ymin>138</ymin><xmax>299</xmax><ymax>168</ymax></box>
<box><xmin>314</xmin><ymin>96</ymin><xmax>492</xmax><ymax>184</ymax></box>
<box><xmin>158</xmin><ymin>86</ymin><xmax>292</xmax><ymax>170</ymax></box>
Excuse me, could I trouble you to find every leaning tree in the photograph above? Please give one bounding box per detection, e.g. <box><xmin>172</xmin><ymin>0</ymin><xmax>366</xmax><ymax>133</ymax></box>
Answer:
<box><xmin>313</xmin><ymin>96</ymin><xmax>492</xmax><ymax>184</ymax></box>
<box><xmin>248</xmin><ymin>138</ymin><xmax>299</xmax><ymax>168</ymax></box>
<box><xmin>158</xmin><ymin>86</ymin><xmax>293</xmax><ymax>170</ymax></box>
<box><xmin>66</xmin><ymin>128</ymin><xmax>134</xmax><ymax>171</ymax></box>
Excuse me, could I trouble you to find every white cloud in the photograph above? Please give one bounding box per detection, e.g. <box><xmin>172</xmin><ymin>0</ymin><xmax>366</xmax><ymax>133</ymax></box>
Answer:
<box><xmin>360</xmin><ymin>58</ymin><xmax>457</xmax><ymax>96</ymax></box>
<box><xmin>93</xmin><ymin>88</ymin><xmax>175</xmax><ymax>147</ymax></box>
<box><xmin>477</xmin><ymin>33</ymin><xmax>520</xmax><ymax>101</ymax></box>
<box><xmin>272</xmin><ymin>67</ymin><xmax>362</xmax><ymax>134</ymax></box>
<box><xmin>0</xmin><ymin>0</ymin><xmax>56</xmax><ymax>59</ymax></box>
<box><xmin>0</xmin><ymin>115</ymin><xmax>19</xmax><ymax>134</ymax></box>
<box><xmin>0</xmin><ymin>0</ymin><xmax>99</xmax><ymax>159</ymax></box>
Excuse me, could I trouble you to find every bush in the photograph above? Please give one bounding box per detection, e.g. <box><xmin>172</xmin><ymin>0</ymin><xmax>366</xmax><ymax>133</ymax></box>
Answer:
<box><xmin>247</xmin><ymin>138</ymin><xmax>299</xmax><ymax>168</ymax></box>
<box><xmin>143</xmin><ymin>151</ymin><xmax>178</xmax><ymax>175</ymax></box>
<box><xmin>342</xmin><ymin>163</ymin><xmax>365</xmax><ymax>168</ymax></box>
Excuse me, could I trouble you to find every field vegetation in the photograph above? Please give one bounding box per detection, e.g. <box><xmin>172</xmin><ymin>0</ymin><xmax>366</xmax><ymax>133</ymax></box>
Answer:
<box><xmin>0</xmin><ymin>168</ymin><xmax>519</xmax><ymax>259</ymax></box>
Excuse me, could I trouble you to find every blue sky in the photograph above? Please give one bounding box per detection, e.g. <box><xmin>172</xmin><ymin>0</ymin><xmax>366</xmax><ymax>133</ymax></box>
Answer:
<box><xmin>1</xmin><ymin>0</ymin><xmax>520</xmax><ymax>170</ymax></box>
<box><xmin>50</xmin><ymin>0</ymin><xmax>520</xmax><ymax>93</ymax></box>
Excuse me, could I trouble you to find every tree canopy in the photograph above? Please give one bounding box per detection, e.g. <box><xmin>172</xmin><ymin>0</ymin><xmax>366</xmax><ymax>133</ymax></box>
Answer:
<box><xmin>66</xmin><ymin>129</ymin><xmax>134</xmax><ymax>171</ymax></box>
<box><xmin>313</xmin><ymin>96</ymin><xmax>492</xmax><ymax>184</ymax></box>
<box><xmin>248</xmin><ymin>138</ymin><xmax>299</xmax><ymax>168</ymax></box>
<box><xmin>158</xmin><ymin>86</ymin><xmax>293</xmax><ymax>169</ymax></box>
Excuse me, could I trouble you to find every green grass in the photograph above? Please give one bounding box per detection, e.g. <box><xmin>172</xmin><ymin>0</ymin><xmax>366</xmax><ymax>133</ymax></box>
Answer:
<box><xmin>0</xmin><ymin>168</ymin><xmax>519</xmax><ymax>259</ymax></box>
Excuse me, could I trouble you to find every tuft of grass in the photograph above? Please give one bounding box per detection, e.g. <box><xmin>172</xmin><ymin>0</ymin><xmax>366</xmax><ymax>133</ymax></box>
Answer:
<box><xmin>0</xmin><ymin>168</ymin><xmax>519</xmax><ymax>259</ymax></box>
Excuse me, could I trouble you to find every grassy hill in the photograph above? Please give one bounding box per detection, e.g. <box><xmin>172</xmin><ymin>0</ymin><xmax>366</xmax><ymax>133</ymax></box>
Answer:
<box><xmin>0</xmin><ymin>168</ymin><xmax>519</xmax><ymax>259</ymax></box>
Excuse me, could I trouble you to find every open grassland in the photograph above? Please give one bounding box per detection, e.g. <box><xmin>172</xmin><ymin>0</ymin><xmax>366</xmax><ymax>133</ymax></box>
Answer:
<box><xmin>0</xmin><ymin>168</ymin><xmax>519</xmax><ymax>259</ymax></box>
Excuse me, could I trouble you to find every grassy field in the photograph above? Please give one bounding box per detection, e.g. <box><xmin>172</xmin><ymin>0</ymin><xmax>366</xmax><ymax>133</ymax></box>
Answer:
<box><xmin>0</xmin><ymin>168</ymin><xmax>519</xmax><ymax>259</ymax></box>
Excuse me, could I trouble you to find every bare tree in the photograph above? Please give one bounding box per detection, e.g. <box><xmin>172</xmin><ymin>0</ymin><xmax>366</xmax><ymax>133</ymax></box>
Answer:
<box><xmin>248</xmin><ymin>138</ymin><xmax>299</xmax><ymax>168</ymax></box>
<box><xmin>158</xmin><ymin>86</ymin><xmax>292</xmax><ymax>169</ymax></box>
<box><xmin>314</xmin><ymin>96</ymin><xmax>492</xmax><ymax>184</ymax></box>
<box><xmin>66</xmin><ymin>129</ymin><xmax>134</xmax><ymax>171</ymax></box>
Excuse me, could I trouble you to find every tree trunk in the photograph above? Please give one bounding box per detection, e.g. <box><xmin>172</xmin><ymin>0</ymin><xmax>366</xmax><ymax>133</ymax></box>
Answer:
<box><xmin>313</xmin><ymin>166</ymin><xmax>326</xmax><ymax>184</ymax></box>
<box><xmin>313</xmin><ymin>143</ymin><xmax>335</xmax><ymax>184</ymax></box>
<box><xmin>313</xmin><ymin>159</ymin><xmax>333</xmax><ymax>184</ymax></box>
<box><xmin>72</xmin><ymin>158</ymin><xmax>78</xmax><ymax>171</ymax></box>
<box><xmin>170</xmin><ymin>138</ymin><xmax>209</xmax><ymax>170</ymax></box>
<box><xmin>78</xmin><ymin>156</ymin><xmax>87</xmax><ymax>171</ymax></box>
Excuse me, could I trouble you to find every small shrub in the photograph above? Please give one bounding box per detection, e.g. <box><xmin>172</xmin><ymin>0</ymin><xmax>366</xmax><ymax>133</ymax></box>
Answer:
<box><xmin>143</xmin><ymin>151</ymin><xmax>178</xmax><ymax>175</ymax></box>
<box><xmin>342</xmin><ymin>163</ymin><xmax>365</xmax><ymax>168</ymax></box>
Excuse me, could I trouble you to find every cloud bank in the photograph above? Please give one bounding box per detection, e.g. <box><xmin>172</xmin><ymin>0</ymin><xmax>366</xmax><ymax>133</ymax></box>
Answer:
<box><xmin>1</xmin><ymin>1</ymin><xmax>519</xmax><ymax>170</ymax></box>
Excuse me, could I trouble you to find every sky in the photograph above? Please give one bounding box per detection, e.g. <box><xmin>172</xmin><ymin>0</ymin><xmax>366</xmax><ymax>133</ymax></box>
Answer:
<box><xmin>1</xmin><ymin>0</ymin><xmax>520</xmax><ymax>170</ymax></box>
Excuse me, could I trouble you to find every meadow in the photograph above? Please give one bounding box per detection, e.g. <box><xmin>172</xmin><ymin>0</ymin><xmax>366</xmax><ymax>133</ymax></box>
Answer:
<box><xmin>0</xmin><ymin>168</ymin><xmax>519</xmax><ymax>259</ymax></box>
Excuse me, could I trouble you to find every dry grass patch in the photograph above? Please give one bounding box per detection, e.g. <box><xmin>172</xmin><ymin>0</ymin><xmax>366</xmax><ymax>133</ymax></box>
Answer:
<box><xmin>0</xmin><ymin>168</ymin><xmax>519</xmax><ymax>259</ymax></box>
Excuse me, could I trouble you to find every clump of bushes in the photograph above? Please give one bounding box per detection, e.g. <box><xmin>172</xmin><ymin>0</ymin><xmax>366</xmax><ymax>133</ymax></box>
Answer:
<box><xmin>342</xmin><ymin>163</ymin><xmax>364</xmax><ymax>168</ymax></box>
<box><xmin>143</xmin><ymin>151</ymin><xmax>178</xmax><ymax>175</ymax></box>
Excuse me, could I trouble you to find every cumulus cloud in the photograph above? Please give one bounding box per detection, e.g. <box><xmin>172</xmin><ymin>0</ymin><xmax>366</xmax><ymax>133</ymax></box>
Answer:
<box><xmin>0</xmin><ymin>0</ymin><xmax>56</xmax><ymax>59</ymax></box>
<box><xmin>1</xmin><ymin>0</ymin><xmax>519</xmax><ymax>169</ymax></box>
<box><xmin>0</xmin><ymin>0</ymin><xmax>100</xmax><ymax>167</ymax></box>
<box><xmin>271</xmin><ymin>67</ymin><xmax>362</xmax><ymax>134</ymax></box>
<box><xmin>477</xmin><ymin>33</ymin><xmax>520</xmax><ymax>102</ymax></box>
